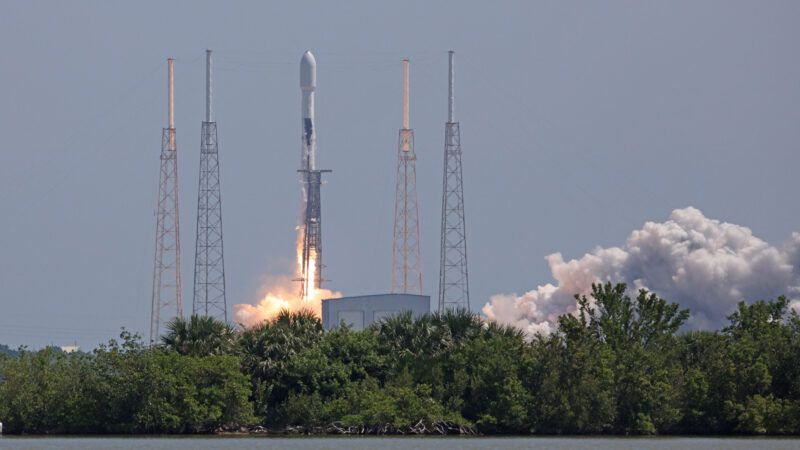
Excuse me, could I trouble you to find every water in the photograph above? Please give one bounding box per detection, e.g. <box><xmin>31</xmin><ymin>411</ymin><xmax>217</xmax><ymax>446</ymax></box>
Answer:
<box><xmin>0</xmin><ymin>436</ymin><xmax>799</xmax><ymax>450</ymax></box>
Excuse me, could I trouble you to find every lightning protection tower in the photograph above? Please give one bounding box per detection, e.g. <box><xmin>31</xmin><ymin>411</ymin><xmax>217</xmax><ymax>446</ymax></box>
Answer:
<box><xmin>438</xmin><ymin>50</ymin><xmax>470</xmax><ymax>312</ymax></box>
<box><xmin>192</xmin><ymin>50</ymin><xmax>227</xmax><ymax>321</ymax></box>
<box><xmin>151</xmin><ymin>58</ymin><xmax>183</xmax><ymax>344</ymax></box>
<box><xmin>391</xmin><ymin>59</ymin><xmax>423</xmax><ymax>295</ymax></box>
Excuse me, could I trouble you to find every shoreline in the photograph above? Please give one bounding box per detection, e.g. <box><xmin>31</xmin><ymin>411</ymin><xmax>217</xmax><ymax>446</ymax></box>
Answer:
<box><xmin>3</xmin><ymin>433</ymin><xmax>800</xmax><ymax>439</ymax></box>
<box><xmin>216</xmin><ymin>421</ymin><xmax>477</xmax><ymax>436</ymax></box>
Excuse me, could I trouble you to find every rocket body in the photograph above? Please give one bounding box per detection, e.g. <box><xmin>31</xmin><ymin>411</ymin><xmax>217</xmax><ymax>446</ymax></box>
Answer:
<box><xmin>298</xmin><ymin>51</ymin><xmax>317</xmax><ymax>233</ymax></box>
<box><xmin>300</xmin><ymin>51</ymin><xmax>316</xmax><ymax>171</ymax></box>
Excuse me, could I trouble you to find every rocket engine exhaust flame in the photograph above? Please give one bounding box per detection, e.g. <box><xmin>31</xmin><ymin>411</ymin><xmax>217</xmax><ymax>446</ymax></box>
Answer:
<box><xmin>231</xmin><ymin>224</ymin><xmax>341</xmax><ymax>328</ymax></box>
<box><xmin>296</xmin><ymin>224</ymin><xmax>318</xmax><ymax>300</ymax></box>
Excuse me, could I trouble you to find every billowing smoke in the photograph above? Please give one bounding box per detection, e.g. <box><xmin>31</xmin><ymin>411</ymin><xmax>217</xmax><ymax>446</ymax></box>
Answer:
<box><xmin>233</xmin><ymin>274</ymin><xmax>341</xmax><ymax>328</ymax></box>
<box><xmin>483</xmin><ymin>207</ymin><xmax>800</xmax><ymax>335</ymax></box>
<box><xmin>233</xmin><ymin>215</ymin><xmax>342</xmax><ymax>328</ymax></box>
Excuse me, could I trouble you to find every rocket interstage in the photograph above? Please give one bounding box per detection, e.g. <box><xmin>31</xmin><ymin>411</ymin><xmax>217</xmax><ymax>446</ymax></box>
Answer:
<box><xmin>297</xmin><ymin>51</ymin><xmax>330</xmax><ymax>301</ymax></box>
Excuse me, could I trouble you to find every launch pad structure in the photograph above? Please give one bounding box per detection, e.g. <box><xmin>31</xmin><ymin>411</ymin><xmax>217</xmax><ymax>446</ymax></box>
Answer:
<box><xmin>150</xmin><ymin>58</ymin><xmax>183</xmax><ymax>344</ymax></box>
<box><xmin>146</xmin><ymin>49</ymin><xmax>471</xmax><ymax>335</ymax></box>
<box><xmin>438</xmin><ymin>51</ymin><xmax>470</xmax><ymax>312</ymax></box>
<box><xmin>391</xmin><ymin>59</ymin><xmax>423</xmax><ymax>295</ymax></box>
<box><xmin>298</xmin><ymin>166</ymin><xmax>331</xmax><ymax>300</ymax></box>
<box><xmin>192</xmin><ymin>50</ymin><xmax>228</xmax><ymax>322</ymax></box>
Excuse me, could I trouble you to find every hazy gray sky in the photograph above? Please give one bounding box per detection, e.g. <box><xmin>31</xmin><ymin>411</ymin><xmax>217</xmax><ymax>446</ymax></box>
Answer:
<box><xmin>1</xmin><ymin>1</ymin><xmax>798</xmax><ymax>348</ymax></box>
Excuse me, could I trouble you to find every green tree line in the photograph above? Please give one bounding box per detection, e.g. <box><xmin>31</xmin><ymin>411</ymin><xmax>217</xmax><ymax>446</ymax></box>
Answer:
<box><xmin>0</xmin><ymin>344</ymin><xmax>18</xmax><ymax>358</ymax></box>
<box><xmin>0</xmin><ymin>283</ymin><xmax>798</xmax><ymax>435</ymax></box>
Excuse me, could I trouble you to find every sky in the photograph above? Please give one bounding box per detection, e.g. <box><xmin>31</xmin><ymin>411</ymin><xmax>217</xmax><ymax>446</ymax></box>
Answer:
<box><xmin>0</xmin><ymin>1</ymin><xmax>799</xmax><ymax>348</ymax></box>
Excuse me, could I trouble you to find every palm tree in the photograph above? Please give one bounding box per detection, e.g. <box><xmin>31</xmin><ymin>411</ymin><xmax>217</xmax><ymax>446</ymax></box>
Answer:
<box><xmin>433</xmin><ymin>308</ymin><xmax>483</xmax><ymax>343</ymax></box>
<box><xmin>273</xmin><ymin>309</ymin><xmax>323</xmax><ymax>342</ymax></box>
<box><xmin>238</xmin><ymin>309</ymin><xmax>323</xmax><ymax>379</ymax></box>
<box><xmin>483</xmin><ymin>320</ymin><xmax>526</xmax><ymax>341</ymax></box>
<box><xmin>373</xmin><ymin>311</ymin><xmax>455</xmax><ymax>367</ymax></box>
<box><xmin>236</xmin><ymin>310</ymin><xmax>324</xmax><ymax>419</ymax></box>
<box><xmin>371</xmin><ymin>311</ymin><xmax>415</xmax><ymax>357</ymax></box>
<box><xmin>161</xmin><ymin>315</ymin><xmax>235</xmax><ymax>356</ymax></box>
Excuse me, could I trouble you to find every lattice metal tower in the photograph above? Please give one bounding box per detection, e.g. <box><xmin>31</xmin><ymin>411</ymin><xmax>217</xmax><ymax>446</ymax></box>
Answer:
<box><xmin>391</xmin><ymin>59</ymin><xmax>423</xmax><ymax>294</ymax></box>
<box><xmin>192</xmin><ymin>50</ymin><xmax>227</xmax><ymax>321</ymax></box>
<box><xmin>438</xmin><ymin>50</ymin><xmax>470</xmax><ymax>311</ymax></box>
<box><xmin>151</xmin><ymin>58</ymin><xmax>183</xmax><ymax>343</ymax></box>
<box><xmin>298</xmin><ymin>168</ymin><xmax>330</xmax><ymax>300</ymax></box>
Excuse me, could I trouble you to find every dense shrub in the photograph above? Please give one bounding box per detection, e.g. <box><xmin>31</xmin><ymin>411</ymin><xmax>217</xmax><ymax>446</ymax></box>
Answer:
<box><xmin>1</xmin><ymin>284</ymin><xmax>799</xmax><ymax>435</ymax></box>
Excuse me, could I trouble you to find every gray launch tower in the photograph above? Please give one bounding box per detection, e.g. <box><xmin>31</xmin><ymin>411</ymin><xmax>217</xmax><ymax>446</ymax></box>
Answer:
<box><xmin>151</xmin><ymin>58</ymin><xmax>183</xmax><ymax>343</ymax></box>
<box><xmin>438</xmin><ymin>51</ymin><xmax>470</xmax><ymax>311</ymax></box>
<box><xmin>192</xmin><ymin>50</ymin><xmax>228</xmax><ymax>321</ymax></box>
<box><xmin>391</xmin><ymin>59</ymin><xmax>423</xmax><ymax>295</ymax></box>
<box><xmin>298</xmin><ymin>51</ymin><xmax>330</xmax><ymax>300</ymax></box>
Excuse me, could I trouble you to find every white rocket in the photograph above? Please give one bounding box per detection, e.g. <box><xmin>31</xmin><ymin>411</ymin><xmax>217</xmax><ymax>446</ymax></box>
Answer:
<box><xmin>300</xmin><ymin>51</ymin><xmax>316</xmax><ymax>171</ymax></box>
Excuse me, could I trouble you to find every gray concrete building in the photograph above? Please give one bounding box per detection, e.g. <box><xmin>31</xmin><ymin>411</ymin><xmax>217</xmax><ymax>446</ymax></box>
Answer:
<box><xmin>321</xmin><ymin>293</ymin><xmax>430</xmax><ymax>330</ymax></box>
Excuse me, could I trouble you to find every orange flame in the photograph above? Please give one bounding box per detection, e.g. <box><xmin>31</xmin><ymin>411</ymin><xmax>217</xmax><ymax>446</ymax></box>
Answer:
<box><xmin>232</xmin><ymin>225</ymin><xmax>341</xmax><ymax>328</ymax></box>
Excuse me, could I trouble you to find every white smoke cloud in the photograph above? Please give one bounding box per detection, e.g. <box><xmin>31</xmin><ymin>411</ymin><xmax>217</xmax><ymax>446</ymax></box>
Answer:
<box><xmin>484</xmin><ymin>207</ymin><xmax>800</xmax><ymax>334</ymax></box>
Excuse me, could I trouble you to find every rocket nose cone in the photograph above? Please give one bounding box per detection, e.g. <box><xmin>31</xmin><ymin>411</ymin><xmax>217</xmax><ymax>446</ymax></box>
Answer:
<box><xmin>300</xmin><ymin>51</ymin><xmax>316</xmax><ymax>89</ymax></box>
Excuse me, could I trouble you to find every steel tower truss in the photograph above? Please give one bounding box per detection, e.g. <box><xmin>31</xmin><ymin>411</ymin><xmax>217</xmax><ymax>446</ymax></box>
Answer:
<box><xmin>192</xmin><ymin>120</ymin><xmax>227</xmax><ymax>320</ymax></box>
<box><xmin>151</xmin><ymin>58</ymin><xmax>182</xmax><ymax>344</ymax></box>
<box><xmin>392</xmin><ymin>128</ymin><xmax>423</xmax><ymax>294</ymax></box>
<box><xmin>192</xmin><ymin>50</ymin><xmax>227</xmax><ymax>321</ymax></box>
<box><xmin>391</xmin><ymin>59</ymin><xmax>422</xmax><ymax>295</ymax></box>
<box><xmin>151</xmin><ymin>121</ymin><xmax>183</xmax><ymax>341</ymax></box>
<box><xmin>438</xmin><ymin>51</ymin><xmax>470</xmax><ymax>311</ymax></box>
<box><xmin>298</xmin><ymin>168</ymin><xmax>330</xmax><ymax>300</ymax></box>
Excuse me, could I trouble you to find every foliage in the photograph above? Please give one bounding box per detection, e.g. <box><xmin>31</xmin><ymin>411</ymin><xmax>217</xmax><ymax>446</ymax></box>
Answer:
<box><xmin>0</xmin><ymin>344</ymin><xmax>19</xmax><ymax>358</ymax></box>
<box><xmin>1</xmin><ymin>286</ymin><xmax>799</xmax><ymax>435</ymax></box>
<box><xmin>0</xmin><ymin>330</ymin><xmax>253</xmax><ymax>434</ymax></box>
<box><xmin>237</xmin><ymin>309</ymin><xmax>323</xmax><ymax>423</ymax></box>
<box><xmin>161</xmin><ymin>315</ymin><xmax>236</xmax><ymax>356</ymax></box>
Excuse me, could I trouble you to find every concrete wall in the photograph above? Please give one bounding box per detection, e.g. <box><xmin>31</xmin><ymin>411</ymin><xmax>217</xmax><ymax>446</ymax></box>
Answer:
<box><xmin>321</xmin><ymin>293</ymin><xmax>431</xmax><ymax>330</ymax></box>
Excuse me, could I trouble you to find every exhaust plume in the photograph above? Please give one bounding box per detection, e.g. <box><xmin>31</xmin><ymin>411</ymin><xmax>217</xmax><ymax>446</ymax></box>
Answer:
<box><xmin>484</xmin><ymin>207</ymin><xmax>800</xmax><ymax>335</ymax></box>
<box><xmin>233</xmin><ymin>225</ymin><xmax>341</xmax><ymax>329</ymax></box>
<box><xmin>233</xmin><ymin>273</ymin><xmax>341</xmax><ymax>328</ymax></box>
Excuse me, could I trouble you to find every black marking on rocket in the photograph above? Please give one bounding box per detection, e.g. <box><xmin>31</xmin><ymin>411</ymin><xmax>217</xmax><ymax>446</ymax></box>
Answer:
<box><xmin>304</xmin><ymin>118</ymin><xmax>313</xmax><ymax>146</ymax></box>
